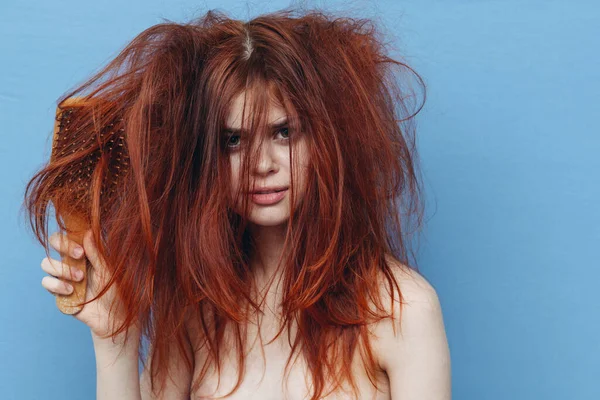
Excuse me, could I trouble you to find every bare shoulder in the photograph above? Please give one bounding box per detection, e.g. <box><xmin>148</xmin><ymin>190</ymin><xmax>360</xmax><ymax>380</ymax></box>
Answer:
<box><xmin>379</xmin><ymin>254</ymin><xmax>443</xmax><ymax>319</ymax></box>
<box><xmin>369</xmin><ymin>254</ymin><xmax>452</xmax><ymax>399</ymax></box>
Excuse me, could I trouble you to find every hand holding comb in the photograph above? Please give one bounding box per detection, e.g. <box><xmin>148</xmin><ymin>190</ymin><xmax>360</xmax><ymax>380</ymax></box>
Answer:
<box><xmin>49</xmin><ymin>96</ymin><xmax>130</xmax><ymax>315</ymax></box>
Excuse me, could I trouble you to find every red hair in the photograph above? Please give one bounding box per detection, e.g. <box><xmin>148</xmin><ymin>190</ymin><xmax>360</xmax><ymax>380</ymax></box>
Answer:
<box><xmin>23</xmin><ymin>8</ymin><xmax>426</xmax><ymax>399</ymax></box>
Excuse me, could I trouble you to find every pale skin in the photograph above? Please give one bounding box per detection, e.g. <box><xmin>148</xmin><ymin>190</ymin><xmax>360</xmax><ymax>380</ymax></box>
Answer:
<box><xmin>41</xmin><ymin>90</ymin><xmax>451</xmax><ymax>399</ymax></box>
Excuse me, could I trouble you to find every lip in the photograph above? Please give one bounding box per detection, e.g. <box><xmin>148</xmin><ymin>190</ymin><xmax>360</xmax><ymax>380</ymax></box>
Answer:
<box><xmin>248</xmin><ymin>185</ymin><xmax>288</xmax><ymax>193</ymax></box>
<box><xmin>248</xmin><ymin>188</ymin><xmax>288</xmax><ymax>205</ymax></box>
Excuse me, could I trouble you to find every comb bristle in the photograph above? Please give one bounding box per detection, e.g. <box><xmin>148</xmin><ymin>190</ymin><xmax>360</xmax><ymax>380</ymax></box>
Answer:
<box><xmin>52</xmin><ymin>103</ymin><xmax>130</xmax><ymax>218</ymax></box>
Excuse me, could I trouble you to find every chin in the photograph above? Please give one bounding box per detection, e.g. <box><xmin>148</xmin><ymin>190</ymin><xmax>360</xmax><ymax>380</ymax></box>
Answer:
<box><xmin>247</xmin><ymin>208</ymin><xmax>290</xmax><ymax>227</ymax></box>
<box><xmin>249</xmin><ymin>219</ymin><xmax>289</xmax><ymax>227</ymax></box>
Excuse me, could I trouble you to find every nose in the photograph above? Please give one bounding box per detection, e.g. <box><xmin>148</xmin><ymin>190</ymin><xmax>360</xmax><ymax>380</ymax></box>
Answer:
<box><xmin>251</xmin><ymin>138</ymin><xmax>278</xmax><ymax>177</ymax></box>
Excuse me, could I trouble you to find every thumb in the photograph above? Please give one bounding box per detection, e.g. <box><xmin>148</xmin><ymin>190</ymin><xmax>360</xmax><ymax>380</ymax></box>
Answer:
<box><xmin>82</xmin><ymin>229</ymin><xmax>101</xmax><ymax>267</ymax></box>
<box><xmin>82</xmin><ymin>229</ymin><xmax>111</xmax><ymax>292</ymax></box>
<box><xmin>82</xmin><ymin>229</ymin><xmax>108</xmax><ymax>277</ymax></box>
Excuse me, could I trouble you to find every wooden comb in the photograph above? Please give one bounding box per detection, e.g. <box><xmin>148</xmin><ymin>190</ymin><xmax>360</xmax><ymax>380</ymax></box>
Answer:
<box><xmin>50</xmin><ymin>96</ymin><xmax>129</xmax><ymax>315</ymax></box>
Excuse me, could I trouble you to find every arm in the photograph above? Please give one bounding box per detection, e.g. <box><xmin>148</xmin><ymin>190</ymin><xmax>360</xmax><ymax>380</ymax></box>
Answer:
<box><xmin>375</xmin><ymin>263</ymin><xmax>452</xmax><ymax>399</ymax></box>
<box><xmin>92</xmin><ymin>322</ymin><xmax>193</xmax><ymax>400</ymax></box>
<box><xmin>46</xmin><ymin>231</ymin><xmax>192</xmax><ymax>398</ymax></box>
<box><xmin>93</xmin><ymin>330</ymin><xmax>142</xmax><ymax>400</ymax></box>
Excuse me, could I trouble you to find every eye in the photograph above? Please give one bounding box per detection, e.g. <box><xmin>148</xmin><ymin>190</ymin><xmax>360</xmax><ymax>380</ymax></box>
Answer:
<box><xmin>225</xmin><ymin>134</ymin><xmax>241</xmax><ymax>149</ymax></box>
<box><xmin>276</xmin><ymin>126</ymin><xmax>290</xmax><ymax>140</ymax></box>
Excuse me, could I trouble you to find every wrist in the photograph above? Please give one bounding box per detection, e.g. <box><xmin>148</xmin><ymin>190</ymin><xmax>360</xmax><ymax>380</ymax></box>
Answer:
<box><xmin>91</xmin><ymin>327</ymin><xmax>141</xmax><ymax>350</ymax></box>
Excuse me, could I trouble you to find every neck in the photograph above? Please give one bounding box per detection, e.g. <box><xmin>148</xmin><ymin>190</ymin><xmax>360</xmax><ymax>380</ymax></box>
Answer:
<box><xmin>247</xmin><ymin>222</ymin><xmax>289</xmax><ymax>298</ymax></box>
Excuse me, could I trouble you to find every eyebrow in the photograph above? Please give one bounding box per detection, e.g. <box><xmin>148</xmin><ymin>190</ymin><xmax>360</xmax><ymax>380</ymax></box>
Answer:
<box><xmin>223</xmin><ymin>117</ymin><xmax>289</xmax><ymax>135</ymax></box>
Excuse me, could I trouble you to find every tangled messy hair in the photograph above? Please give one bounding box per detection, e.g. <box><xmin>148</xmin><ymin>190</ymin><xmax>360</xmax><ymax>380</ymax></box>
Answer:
<box><xmin>24</xmin><ymin>6</ymin><xmax>426</xmax><ymax>399</ymax></box>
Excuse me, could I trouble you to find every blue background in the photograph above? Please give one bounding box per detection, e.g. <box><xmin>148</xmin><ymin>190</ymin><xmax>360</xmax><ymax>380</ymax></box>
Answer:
<box><xmin>1</xmin><ymin>1</ymin><xmax>598</xmax><ymax>399</ymax></box>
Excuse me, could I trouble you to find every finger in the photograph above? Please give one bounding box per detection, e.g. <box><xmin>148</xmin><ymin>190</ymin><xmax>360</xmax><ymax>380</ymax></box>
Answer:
<box><xmin>48</xmin><ymin>232</ymin><xmax>85</xmax><ymax>259</ymax></box>
<box><xmin>41</xmin><ymin>276</ymin><xmax>74</xmax><ymax>296</ymax></box>
<box><xmin>82</xmin><ymin>230</ymin><xmax>105</xmax><ymax>271</ymax></box>
<box><xmin>81</xmin><ymin>230</ymin><xmax>112</xmax><ymax>293</ymax></box>
<box><xmin>40</xmin><ymin>257</ymin><xmax>84</xmax><ymax>282</ymax></box>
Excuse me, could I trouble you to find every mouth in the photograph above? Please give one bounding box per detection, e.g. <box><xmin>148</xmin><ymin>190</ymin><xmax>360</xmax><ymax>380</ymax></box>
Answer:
<box><xmin>247</xmin><ymin>188</ymin><xmax>289</xmax><ymax>205</ymax></box>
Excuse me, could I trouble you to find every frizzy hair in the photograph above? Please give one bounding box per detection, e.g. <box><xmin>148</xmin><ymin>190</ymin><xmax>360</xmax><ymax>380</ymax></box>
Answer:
<box><xmin>23</xmin><ymin>7</ymin><xmax>427</xmax><ymax>399</ymax></box>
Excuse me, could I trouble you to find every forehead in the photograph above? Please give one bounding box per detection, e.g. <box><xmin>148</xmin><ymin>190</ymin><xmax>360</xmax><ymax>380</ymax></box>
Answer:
<box><xmin>225</xmin><ymin>89</ymin><xmax>287</xmax><ymax>130</ymax></box>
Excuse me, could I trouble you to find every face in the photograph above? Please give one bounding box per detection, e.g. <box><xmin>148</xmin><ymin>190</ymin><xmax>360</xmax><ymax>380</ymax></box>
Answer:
<box><xmin>224</xmin><ymin>90</ymin><xmax>310</xmax><ymax>227</ymax></box>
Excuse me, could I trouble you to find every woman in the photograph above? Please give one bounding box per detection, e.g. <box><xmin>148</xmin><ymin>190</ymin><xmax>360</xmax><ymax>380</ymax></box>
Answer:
<box><xmin>25</xmin><ymin>8</ymin><xmax>451</xmax><ymax>400</ymax></box>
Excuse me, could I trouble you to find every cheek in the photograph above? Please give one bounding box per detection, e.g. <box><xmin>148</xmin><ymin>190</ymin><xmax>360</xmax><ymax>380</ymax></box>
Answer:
<box><xmin>291</xmin><ymin>146</ymin><xmax>310</xmax><ymax>200</ymax></box>
<box><xmin>293</xmin><ymin>164</ymin><xmax>309</xmax><ymax>202</ymax></box>
<box><xmin>229</xmin><ymin>157</ymin><xmax>242</xmax><ymax>204</ymax></box>
<box><xmin>230</xmin><ymin>154</ymin><xmax>241</xmax><ymax>186</ymax></box>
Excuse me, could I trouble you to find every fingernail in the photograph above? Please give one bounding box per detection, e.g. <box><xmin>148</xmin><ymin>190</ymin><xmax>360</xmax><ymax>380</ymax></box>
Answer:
<box><xmin>72</xmin><ymin>268</ymin><xmax>84</xmax><ymax>280</ymax></box>
<box><xmin>73</xmin><ymin>247</ymin><xmax>83</xmax><ymax>258</ymax></box>
<box><xmin>65</xmin><ymin>284</ymin><xmax>74</xmax><ymax>294</ymax></box>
